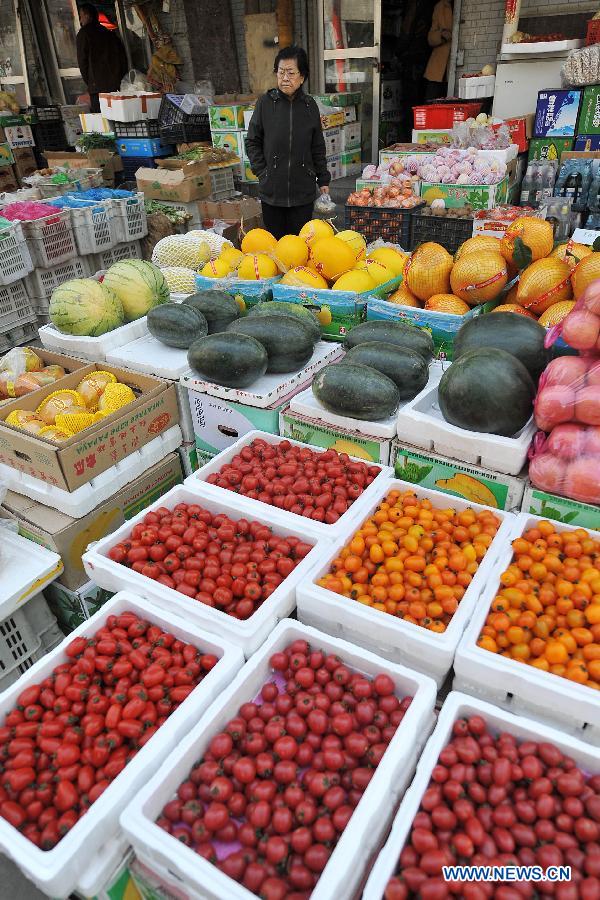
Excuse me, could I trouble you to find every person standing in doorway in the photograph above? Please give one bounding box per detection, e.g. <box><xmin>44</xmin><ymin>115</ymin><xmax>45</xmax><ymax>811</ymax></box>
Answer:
<box><xmin>76</xmin><ymin>3</ymin><xmax>128</xmax><ymax>113</ymax></box>
<box><xmin>245</xmin><ymin>46</ymin><xmax>331</xmax><ymax>240</ymax></box>
<box><xmin>424</xmin><ymin>0</ymin><xmax>453</xmax><ymax>101</ymax></box>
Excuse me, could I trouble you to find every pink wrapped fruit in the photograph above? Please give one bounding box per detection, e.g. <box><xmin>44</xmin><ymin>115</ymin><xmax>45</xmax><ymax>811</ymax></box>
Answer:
<box><xmin>564</xmin><ymin>457</ymin><xmax>600</xmax><ymax>505</ymax></box>
<box><xmin>547</xmin><ymin>423</ymin><xmax>588</xmax><ymax>459</ymax></box>
<box><xmin>534</xmin><ymin>385</ymin><xmax>576</xmax><ymax>432</ymax></box>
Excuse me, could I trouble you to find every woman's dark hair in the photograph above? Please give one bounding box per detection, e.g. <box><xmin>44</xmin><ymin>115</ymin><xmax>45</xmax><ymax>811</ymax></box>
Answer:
<box><xmin>274</xmin><ymin>45</ymin><xmax>309</xmax><ymax>78</ymax></box>
<box><xmin>79</xmin><ymin>3</ymin><xmax>99</xmax><ymax>19</ymax></box>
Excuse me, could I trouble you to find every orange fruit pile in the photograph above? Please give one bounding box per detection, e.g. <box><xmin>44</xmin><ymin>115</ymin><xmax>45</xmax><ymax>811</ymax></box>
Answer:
<box><xmin>317</xmin><ymin>488</ymin><xmax>501</xmax><ymax>633</ymax></box>
<box><xmin>478</xmin><ymin>519</ymin><xmax>600</xmax><ymax>688</ymax></box>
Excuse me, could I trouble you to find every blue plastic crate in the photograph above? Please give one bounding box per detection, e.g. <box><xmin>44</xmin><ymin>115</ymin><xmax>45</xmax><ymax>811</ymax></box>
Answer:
<box><xmin>117</xmin><ymin>138</ymin><xmax>174</xmax><ymax>158</ymax></box>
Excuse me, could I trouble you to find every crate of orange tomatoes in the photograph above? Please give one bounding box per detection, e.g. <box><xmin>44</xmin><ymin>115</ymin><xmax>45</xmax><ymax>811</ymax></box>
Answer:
<box><xmin>345</xmin><ymin>180</ymin><xmax>425</xmax><ymax>249</ymax></box>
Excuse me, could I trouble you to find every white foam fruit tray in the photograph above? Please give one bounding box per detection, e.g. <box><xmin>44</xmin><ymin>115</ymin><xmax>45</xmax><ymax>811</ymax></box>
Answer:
<box><xmin>106</xmin><ymin>333</ymin><xmax>191</xmax><ymax>380</ymax></box>
<box><xmin>120</xmin><ymin>618</ymin><xmax>437</xmax><ymax>900</ymax></box>
<box><xmin>83</xmin><ymin>483</ymin><xmax>331</xmax><ymax>657</ymax></box>
<box><xmin>396</xmin><ymin>379</ymin><xmax>536</xmax><ymax>476</ymax></box>
<box><xmin>0</xmin><ymin>591</ymin><xmax>243</xmax><ymax>899</ymax></box>
<box><xmin>186</xmin><ymin>429</ymin><xmax>394</xmax><ymax>537</ymax></box>
<box><xmin>454</xmin><ymin>512</ymin><xmax>600</xmax><ymax>746</ymax></box>
<box><xmin>180</xmin><ymin>340</ymin><xmax>344</xmax><ymax>409</ymax></box>
<box><xmin>297</xmin><ymin>478</ymin><xmax>515</xmax><ymax>686</ymax></box>
<box><xmin>75</xmin><ymin>832</ymin><xmax>129</xmax><ymax>899</ymax></box>
<box><xmin>0</xmin><ymin>426</ymin><xmax>182</xmax><ymax>519</ymax></box>
<box><xmin>38</xmin><ymin>316</ymin><xmax>149</xmax><ymax>361</ymax></box>
<box><xmin>0</xmin><ymin>530</ymin><xmax>63</xmax><ymax>620</ymax></box>
<box><xmin>290</xmin><ymin>361</ymin><xmax>445</xmax><ymax>440</ymax></box>
<box><xmin>363</xmin><ymin>690</ymin><xmax>600</xmax><ymax>899</ymax></box>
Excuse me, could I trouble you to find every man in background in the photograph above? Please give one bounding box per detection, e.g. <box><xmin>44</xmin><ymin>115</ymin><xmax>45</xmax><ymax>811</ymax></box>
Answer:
<box><xmin>77</xmin><ymin>3</ymin><xmax>128</xmax><ymax>112</ymax></box>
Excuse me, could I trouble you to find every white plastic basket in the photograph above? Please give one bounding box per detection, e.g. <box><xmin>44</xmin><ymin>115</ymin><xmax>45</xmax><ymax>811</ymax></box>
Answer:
<box><xmin>296</xmin><ymin>478</ymin><xmax>515</xmax><ymax>686</ymax></box>
<box><xmin>18</xmin><ymin>208</ymin><xmax>77</xmax><ymax>268</ymax></box>
<box><xmin>111</xmin><ymin>193</ymin><xmax>148</xmax><ymax>242</ymax></box>
<box><xmin>454</xmin><ymin>512</ymin><xmax>600</xmax><ymax>745</ymax></box>
<box><xmin>91</xmin><ymin>239</ymin><xmax>143</xmax><ymax>272</ymax></box>
<box><xmin>83</xmin><ymin>483</ymin><xmax>332</xmax><ymax>657</ymax></box>
<box><xmin>187</xmin><ymin>429</ymin><xmax>394</xmax><ymax>537</ymax></box>
<box><xmin>120</xmin><ymin>618</ymin><xmax>437</xmax><ymax>900</ymax></box>
<box><xmin>24</xmin><ymin>256</ymin><xmax>92</xmax><ymax>305</ymax></box>
<box><xmin>1</xmin><ymin>530</ymin><xmax>63</xmax><ymax>621</ymax></box>
<box><xmin>0</xmin><ymin>590</ymin><xmax>244</xmax><ymax>898</ymax></box>
<box><xmin>0</xmin><ymin>222</ymin><xmax>33</xmax><ymax>286</ymax></box>
<box><xmin>0</xmin><ymin>279</ymin><xmax>36</xmax><ymax>334</ymax></box>
<box><xmin>71</xmin><ymin>200</ymin><xmax>117</xmax><ymax>255</ymax></box>
<box><xmin>0</xmin><ymin>592</ymin><xmax>61</xmax><ymax>692</ymax></box>
<box><xmin>363</xmin><ymin>691</ymin><xmax>600</xmax><ymax>899</ymax></box>
<box><xmin>209</xmin><ymin>166</ymin><xmax>236</xmax><ymax>200</ymax></box>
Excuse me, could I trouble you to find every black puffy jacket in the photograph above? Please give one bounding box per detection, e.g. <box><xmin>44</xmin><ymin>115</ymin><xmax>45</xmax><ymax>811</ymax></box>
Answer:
<box><xmin>245</xmin><ymin>89</ymin><xmax>331</xmax><ymax>208</ymax></box>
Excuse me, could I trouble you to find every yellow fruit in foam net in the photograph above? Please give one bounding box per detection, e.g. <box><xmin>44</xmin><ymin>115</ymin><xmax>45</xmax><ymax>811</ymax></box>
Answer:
<box><xmin>273</xmin><ymin>235</ymin><xmax>309</xmax><ymax>271</ymax></box>
<box><xmin>517</xmin><ymin>257</ymin><xmax>572</xmax><ymax>314</ymax></box>
<box><xmin>200</xmin><ymin>258</ymin><xmax>230</xmax><ymax>279</ymax></box>
<box><xmin>241</xmin><ymin>228</ymin><xmax>276</xmax><ymax>254</ymax></box>
<box><xmin>299</xmin><ymin>219</ymin><xmax>334</xmax><ymax>246</ymax></box>
<box><xmin>425</xmin><ymin>294</ymin><xmax>470</xmax><ymax>314</ymax></box>
<box><xmin>280</xmin><ymin>266</ymin><xmax>328</xmax><ymax>289</ymax></box>
<box><xmin>237</xmin><ymin>254</ymin><xmax>279</xmax><ymax>280</ymax></box>
<box><xmin>571</xmin><ymin>252</ymin><xmax>600</xmax><ymax>299</ymax></box>
<box><xmin>500</xmin><ymin>217</ymin><xmax>554</xmax><ymax>266</ymax></box>
<box><xmin>450</xmin><ymin>250</ymin><xmax>508</xmax><ymax>305</ymax></box>
<box><xmin>405</xmin><ymin>242</ymin><xmax>453</xmax><ymax>301</ymax></box>
<box><xmin>455</xmin><ymin>235</ymin><xmax>503</xmax><ymax>260</ymax></box>
<box><xmin>331</xmin><ymin>270</ymin><xmax>376</xmax><ymax>292</ymax></box>
<box><xmin>386</xmin><ymin>284</ymin><xmax>421</xmax><ymax>307</ymax></box>
<box><xmin>538</xmin><ymin>300</ymin><xmax>576</xmax><ymax>327</ymax></box>
<box><xmin>367</xmin><ymin>247</ymin><xmax>408</xmax><ymax>276</ymax></box>
<box><xmin>336</xmin><ymin>230</ymin><xmax>367</xmax><ymax>262</ymax></box>
<box><xmin>310</xmin><ymin>237</ymin><xmax>356</xmax><ymax>281</ymax></box>
<box><xmin>550</xmin><ymin>241</ymin><xmax>592</xmax><ymax>270</ymax></box>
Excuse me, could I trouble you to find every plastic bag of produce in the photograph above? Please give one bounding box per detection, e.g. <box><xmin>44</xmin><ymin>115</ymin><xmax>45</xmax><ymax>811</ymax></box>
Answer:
<box><xmin>534</xmin><ymin>356</ymin><xmax>600</xmax><ymax>432</ymax></box>
<box><xmin>545</xmin><ymin>278</ymin><xmax>600</xmax><ymax>354</ymax></box>
<box><xmin>529</xmin><ymin>424</ymin><xmax>600</xmax><ymax>504</ymax></box>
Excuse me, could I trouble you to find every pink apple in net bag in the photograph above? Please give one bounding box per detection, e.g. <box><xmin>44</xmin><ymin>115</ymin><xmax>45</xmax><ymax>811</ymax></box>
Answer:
<box><xmin>575</xmin><ymin>385</ymin><xmax>600</xmax><ymax>426</ymax></box>
<box><xmin>547</xmin><ymin>423</ymin><xmax>588</xmax><ymax>459</ymax></box>
<box><xmin>585</xmin><ymin>426</ymin><xmax>600</xmax><ymax>455</ymax></box>
<box><xmin>529</xmin><ymin>453</ymin><xmax>565</xmax><ymax>494</ymax></box>
<box><xmin>561</xmin><ymin>308</ymin><xmax>600</xmax><ymax>351</ymax></box>
<box><xmin>588</xmin><ymin>359</ymin><xmax>600</xmax><ymax>384</ymax></box>
<box><xmin>534</xmin><ymin>385</ymin><xmax>576</xmax><ymax>432</ymax></box>
<box><xmin>580</xmin><ymin>281</ymin><xmax>600</xmax><ymax>315</ymax></box>
<box><xmin>565</xmin><ymin>457</ymin><xmax>600</xmax><ymax>505</ymax></box>
<box><xmin>542</xmin><ymin>355</ymin><xmax>590</xmax><ymax>388</ymax></box>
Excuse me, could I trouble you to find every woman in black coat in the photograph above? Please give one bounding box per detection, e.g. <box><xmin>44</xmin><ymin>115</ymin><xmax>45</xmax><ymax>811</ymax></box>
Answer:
<box><xmin>245</xmin><ymin>46</ymin><xmax>331</xmax><ymax>239</ymax></box>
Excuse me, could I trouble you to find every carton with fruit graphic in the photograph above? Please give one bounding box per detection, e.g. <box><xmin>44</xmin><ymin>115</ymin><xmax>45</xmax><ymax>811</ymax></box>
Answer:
<box><xmin>280</xmin><ymin>409</ymin><xmax>394</xmax><ymax>464</ymax></box>
<box><xmin>420</xmin><ymin>176</ymin><xmax>508</xmax><ymax>210</ymax></box>
<box><xmin>522</xmin><ymin>484</ymin><xmax>600</xmax><ymax>530</ymax></box>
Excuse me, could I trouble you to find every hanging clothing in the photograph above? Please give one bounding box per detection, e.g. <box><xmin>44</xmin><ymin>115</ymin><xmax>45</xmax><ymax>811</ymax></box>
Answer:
<box><xmin>424</xmin><ymin>0</ymin><xmax>454</xmax><ymax>84</ymax></box>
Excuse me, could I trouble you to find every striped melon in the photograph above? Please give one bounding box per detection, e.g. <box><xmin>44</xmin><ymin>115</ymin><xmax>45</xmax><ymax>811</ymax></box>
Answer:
<box><xmin>102</xmin><ymin>260</ymin><xmax>170</xmax><ymax>322</ymax></box>
<box><xmin>49</xmin><ymin>279</ymin><xmax>124</xmax><ymax>336</ymax></box>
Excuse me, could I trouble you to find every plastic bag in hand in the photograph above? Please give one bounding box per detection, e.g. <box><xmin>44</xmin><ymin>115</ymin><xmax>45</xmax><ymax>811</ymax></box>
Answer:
<box><xmin>313</xmin><ymin>192</ymin><xmax>336</xmax><ymax>216</ymax></box>
<box><xmin>120</xmin><ymin>70</ymin><xmax>151</xmax><ymax>92</ymax></box>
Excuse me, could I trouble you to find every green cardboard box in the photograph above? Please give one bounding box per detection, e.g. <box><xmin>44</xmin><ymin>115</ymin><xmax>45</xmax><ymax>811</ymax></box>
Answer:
<box><xmin>577</xmin><ymin>85</ymin><xmax>600</xmax><ymax>136</ymax></box>
<box><xmin>528</xmin><ymin>137</ymin><xmax>574</xmax><ymax>161</ymax></box>
<box><xmin>522</xmin><ymin>485</ymin><xmax>600</xmax><ymax>530</ymax></box>
<box><xmin>211</xmin><ymin>129</ymin><xmax>245</xmax><ymax>157</ymax></box>
<box><xmin>45</xmin><ymin>581</ymin><xmax>114</xmax><ymax>634</ymax></box>
<box><xmin>280</xmin><ymin>408</ymin><xmax>393</xmax><ymax>464</ymax></box>
<box><xmin>420</xmin><ymin>176</ymin><xmax>509</xmax><ymax>210</ymax></box>
<box><xmin>312</xmin><ymin>92</ymin><xmax>362</xmax><ymax>108</ymax></box>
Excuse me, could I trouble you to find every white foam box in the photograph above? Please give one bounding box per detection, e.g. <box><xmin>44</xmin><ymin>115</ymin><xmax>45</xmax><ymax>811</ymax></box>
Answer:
<box><xmin>280</xmin><ymin>405</ymin><xmax>395</xmax><ymax>465</ymax></box>
<box><xmin>363</xmin><ymin>690</ymin><xmax>600</xmax><ymax>899</ymax></box>
<box><xmin>454</xmin><ymin>512</ymin><xmax>600</xmax><ymax>744</ymax></box>
<box><xmin>297</xmin><ymin>478</ymin><xmax>514</xmax><ymax>686</ymax></box>
<box><xmin>186</xmin><ymin>429</ymin><xmax>393</xmax><ymax>537</ymax></box>
<box><xmin>522</xmin><ymin>482</ymin><xmax>600</xmax><ymax>531</ymax></box>
<box><xmin>0</xmin><ymin>426</ymin><xmax>182</xmax><ymax>519</ymax></box>
<box><xmin>391</xmin><ymin>439</ymin><xmax>527</xmax><ymax>512</ymax></box>
<box><xmin>1</xmin><ymin>529</ymin><xmax>63</xmax><ymax>620</ymax></box>
<box><xmin>0</xmin><ymin>590</ymin><xmax>243</xmax><ymax>898</ymax></box>
<box><xmin>74</xmin><ymin>833</ymin><xmax>131</xmax><ymax>899</ymax></box>
<box><xmin>38</xmin><ymin>317</ymin><xmax>149</xmax><ymax>362</ymax></box>
<box><xmin>396</xmin><ymin>377</ymin><xmax>536</xmax><ymax>476</ymax></box>
<box><xmin>323</xmin><ymin>126</ymin><xmax>341</xmax><ymax>156</ymax></box>
<box><xmin>458</xmin><ymin>74</ymin><xmax>496</xmax><ymax>99</ymax></box>
<box><xmin>120</xmin><ymin>618</ymin><xmax>437</xmax><ymax>900</ymax></box>
<box><xmin>340</xmin><ymin>122</ymin><xmax>362</xmax><ymax>150</ymax></box>
<box><xmin>83</xmin><ymin>483</ymin><xmax>331</xmax><ymax>656</ymax></box>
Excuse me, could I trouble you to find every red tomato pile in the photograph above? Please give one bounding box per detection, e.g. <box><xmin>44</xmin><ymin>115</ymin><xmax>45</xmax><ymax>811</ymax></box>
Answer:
<box><xmin>205</xmin><ymin>438</ymin><xmax>381</xmax><ymax>524</ymax></box>
<box><xmin>385</xmin><ymin>715</ymin><xmax>600</xmax><ymax>899</ymax></box>
<box><xmin>0</xmin><ymin>612</ymin><xmax>218</xmax><ymax>850</ymax></box>
<box><xmin>156</xmin><ymin>639</ymin><xmax>413</xmax><ymax>899</ymax></box>
<box><xmin>108</xmin><ymin>502</ymin><xmax>313</xmax><ymax>620</ymax></box>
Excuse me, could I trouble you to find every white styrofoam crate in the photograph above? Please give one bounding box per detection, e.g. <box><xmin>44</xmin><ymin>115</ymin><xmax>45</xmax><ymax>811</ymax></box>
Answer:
<box><xmin>0</xmin><ymin>426</ymin><xmax>182</xmax><ymax>518</ymax></box>
<box><xmin>83</xmin><ymin>483</ymin><xmax>332</xmax><ymax>657</ymax></box>
<box><xmin>75</xmin><ymin>833</ymin><xmax>130</xmax><ymax>899</ymax></box>
<box><xmin>38</xmin><ymin>315</ymin><xmax>149</xmax><ymax>361</ymax></box>
<box><xmin>396</xmin><ymin>378</ymin><xmax>536</xmax><ymax>476</ymax></box>
<box><xmin>120</xmin><ymin>618</ymin><xmax>437</xmax><ymax>900</ymax></box>
<box><xmin>186</xmin><ymin>429</ymin><xmax>393</xmax><ymax>536</ymax></box>
<box><xmin>458</xmin><ymin>74</ymin><xmax>496</xmax><ymax>99</ymax></box>
<box><xmin>1</xmin><ymin>530</ymin><xmax>63</xmax><ymax>620</ymax></box>
<box><xmin>454</xmin><ymin>513</ymin><xmax>600</xmax><ymax>745</ymax></box>
<box><xmin>297</xmin><ymin>478</ymin><xmax>515</xmax><ymax>686</ymax></box>
<box><xmin>0</xmin><ymin>590</ymin><xmax>243</xmax><ymax>899</ymax></box>
<box><xmin>291</xmin><ymin>361</ymin><xmax>445</xmax><ymax>440</ymax></box>
<box><xmin>106</xmin><ymin>333</ymin><xmax>191</xmax><ymax>379</ymax></box>
<box><xmin>363</xmin><ymin>691</ymin><xmax>600</xmax><ymax>899</ymax></box>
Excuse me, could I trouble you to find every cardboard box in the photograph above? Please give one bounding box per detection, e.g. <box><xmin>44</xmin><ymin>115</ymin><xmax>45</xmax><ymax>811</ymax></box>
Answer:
<box><xmin>323</xmin><ymin>126</ymin><xmax>341</xmax><ymax>156</ymax></box>
<box><xmin>381</xmin><ymin>80</ymin><xmax>402</xmax><ymax>114</ymax></box>
<box><xmin>209</xmin><ymin>95</ymin><xmax>256</xmax><ymax>131</ymax></box>
<box><xmin>5</xmin><ymin>453</ymin><xmax>183</xmax><ymax>590</ymax></box>
<box><xmin>136</xmin><ymin>160</ymin><xmax>211</xmax><ymax>202</ymax></box>
<box><xmin>0</xmin><ymin>165</ymin><xmax>19</xmax><ymax>192</ymax></box>
<box><xmin>577</xmin><ymin>85</ymin><xmax>600</xmax><ymax>135</ymax></box>
<box><xmin>522</xmin><ymin>484</ymin><xmax>600</xmax><ymax>530</ymax></box>
<box><xmin>575</xmin><ymin>135</ymin><xmax>600</xmax><ymax>151</ymax></box>
<box><xmin>313</xmin><ymin>92</ymin><xmax>362</xmax><ymax>108</ymax></box>
<box><xmin>340</xmin><ymin>122</ymin><xmax>361</xmax><ymax>150</ymax></box>
<box><xmin>420</xmin><ymin>176</ymin><xmax>509</xmax><ymax>210</ymax></box>
<box><xmin>392</xmin><ymin>442</ymin><xmax>526</xmax><ymax>511</ymax></box>
<box><xmin>211</xmin><ymin>130</ymin><xmax>245</xmax><ymax>157</ymax></box>
<box><xmin>0</xmin><ymin>349</ymin><xmax>88</xmax><ymax>407</ymax></box>
<box><xmin>411</xmin><ymin>128</ymin><xmax>453</xmax><ymax>144</ymax></box>
<box><xmin>12</xmin><ymin>147</ymin><xmax>37</xmax><ymax>183</ymax></box>
<box><xmin>280</xmin><ymin>408</ymin><xmax>392</xmax><ymax>465</ymax></box>
<box><xmin>45</xmin><ymin>580</ymin><xmax>114</xmax><ymax>633</ymax></box>
<box><xmin>117</xmin><ymin>138</ymin><xmax>174</xmax><ymax>158</ymax></box>
<box><xmin>178</xmin><ymin>441</ymin><xmax>199</xmax><ymax>477</ymax></box>
<box><xmin>0</xmin><ymin>142</ymin><xmax>14</xmax><ymax>168</ymax></box>
<box><xmin>43</xmin><ymin>149</ymin><xmax>123</xmax><ymax>185</ymax></box>
<box><xmin>534</xmin><ymin>89</ymin><xmax>582</xmax><ymax>137</ymax></box>
<box><xmin>0</xmin><ymin>123</ymin><xmax>34</xmax><ymax>148</ymax></box>
<box><xmin>320</xmin><ymin>110</ymin><xmax>345</xmax><ymax>130</ymax></box>
<box><xmin>344</xmin><ymin>106</ymin><xmax>358</xmax><ymax>124</ymax></box>
<box><xmin>327</xmin><ymin>154</ymin><xmax>342</xmax><ymax>180</ymax></box>
<box><xmin>243</xmin><ymin>108</ymin><xmax>255</xmax><ymax>130</ymax></box>
<box><xmin>198</xmin><ymin>195</ymin><xmax>261</xmax><ymax>224</ymax></box>
<box><xmin>0</xmin><ymin>365</ymin><xmax>179</xmax><ymax>492</ymax></box>
<box><xmin>528</xmin><ymin>137</ymin><xmax>574</xmax><ymax>161</ymax></box>
<box><xmin>79</xmin><ymin>113</ymin><xmax>112</xmax><ymax>134</ymax></box>
<box><xmin>492</xmin><ymin>114</ymin><xmax>533</xmax><ymax>153</ymax></box>
<box><xmin>240</xmin><ymin>160</ymin><xmax>258</xmax><ymax>183</ymax></box>
<box><xmin>340</xmin><ymin>148</ymin><xmax>361</xmax><ymax>176</ymax></box>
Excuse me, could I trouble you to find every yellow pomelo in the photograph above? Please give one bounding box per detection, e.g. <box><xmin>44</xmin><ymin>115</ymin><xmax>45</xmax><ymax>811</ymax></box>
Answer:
<box><xmin>491</xmin><ymin>303</ymin><xmax>536</xmax><ymax>319</ymax></box>
<box><xmin>219</xmin><ymin>246</ymin><xmax>243</xmax><ymax>270</ymax></box>
<box><xmin>538</xmin><ymin>300</ymin><xmax>576</xmax><ymax>328</ymax></box>
<box><xmin>273</xmin><ymin>235</ymin><xmax>309</xmax><ymax>271</ymax></box>
<box><xmin>405</xmin><ymin>242</ymin><xmax>453</xmax><ymax>301</ymax></box>
<box><xmin>500</xmin><ymin>217</ymin><xmax>554</xmax><ymax>266</ymax></box>
<box><xmin>450</xmin><ymin>250</ymin><xmax>508</xmax><ymax>305</ymax></box>
<box><xmin>241</xmin><ymin>228</ymin><xmax>277</xmax><ymax>254</ymax></box>
<box><xmin>237</xmin><ymin>253</ymin><xmax>279</xmax><ymax>280</ymax></box>
<box><xmin>368</xmin><ymin>247</ymin><xmax>409</xmax><ymax>276</ymax></box>
<box><xmin>280</xmin><ymin>266</ymin><xmax>328</xmax><ymax>289</ymax></box>
<box><xmin>331</xmin><ymin>270</ymin><xmax>377</xmax><ymax>292</ymax></box>
<box><xmin>424</xmin><ymin>294</ymin><xmax>470</xmax><ymax>315</ymax></box>
<box><xmin>336</xmin><ymin>230</ymin><xmax>367</xmax><ymax>262</ymax></box>
<box><xmin>550</xmin><ymin>241</ymin><xmax>593</xmax><ymax>270</ymax></box>
<box><xmin>455</xmin><ymin>235</ymin><xmax>503</xmax><ymax>260</ymax></box>
<box><xmin>362</xmin><ymin>258</ymin><xmax>396</xmax><ymax>286</ymax></box>
<box><xmin>299</xmin><ymin>219</ymin><xmax>335</xmax><ymax>246</ymax></box>
<box><xmin>571</xmin><ymin>252</ymin><xmax>600</xmax><ymax>299</ymax></box>
<box><xmin>200</xmin><ymin>258</ymin><xmax>230</xmax><ymax>279</ymax></box>
<box><xmin>386</xmin><ymin>285</ymin><xmax>421</xmax><ymax>307</ymax></box>
<box><xmin>310</xmin><ymin>236</ymin><xmax>356</xmax><ymax>281</ymax></box>
<box><xmin>516</xmin><ymin>257</ymin><xmax>572</xmax><ymax>314</ymax></box>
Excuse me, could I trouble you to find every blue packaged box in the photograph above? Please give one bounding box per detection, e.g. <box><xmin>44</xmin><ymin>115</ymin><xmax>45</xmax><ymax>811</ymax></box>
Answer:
<box><xmin>534</xmin><ymin>90</ymin><xmax>582</xmax><ymax>138</ymax></box>
<box><xmin>117</xmin><ymin>138</ymin><xmax>174</xmax><ymax>158</ymax></box>
<box><xmin>575</xmin><ymin>134</ymin><xmax>600</xmax><ymax>151</ymax></box>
